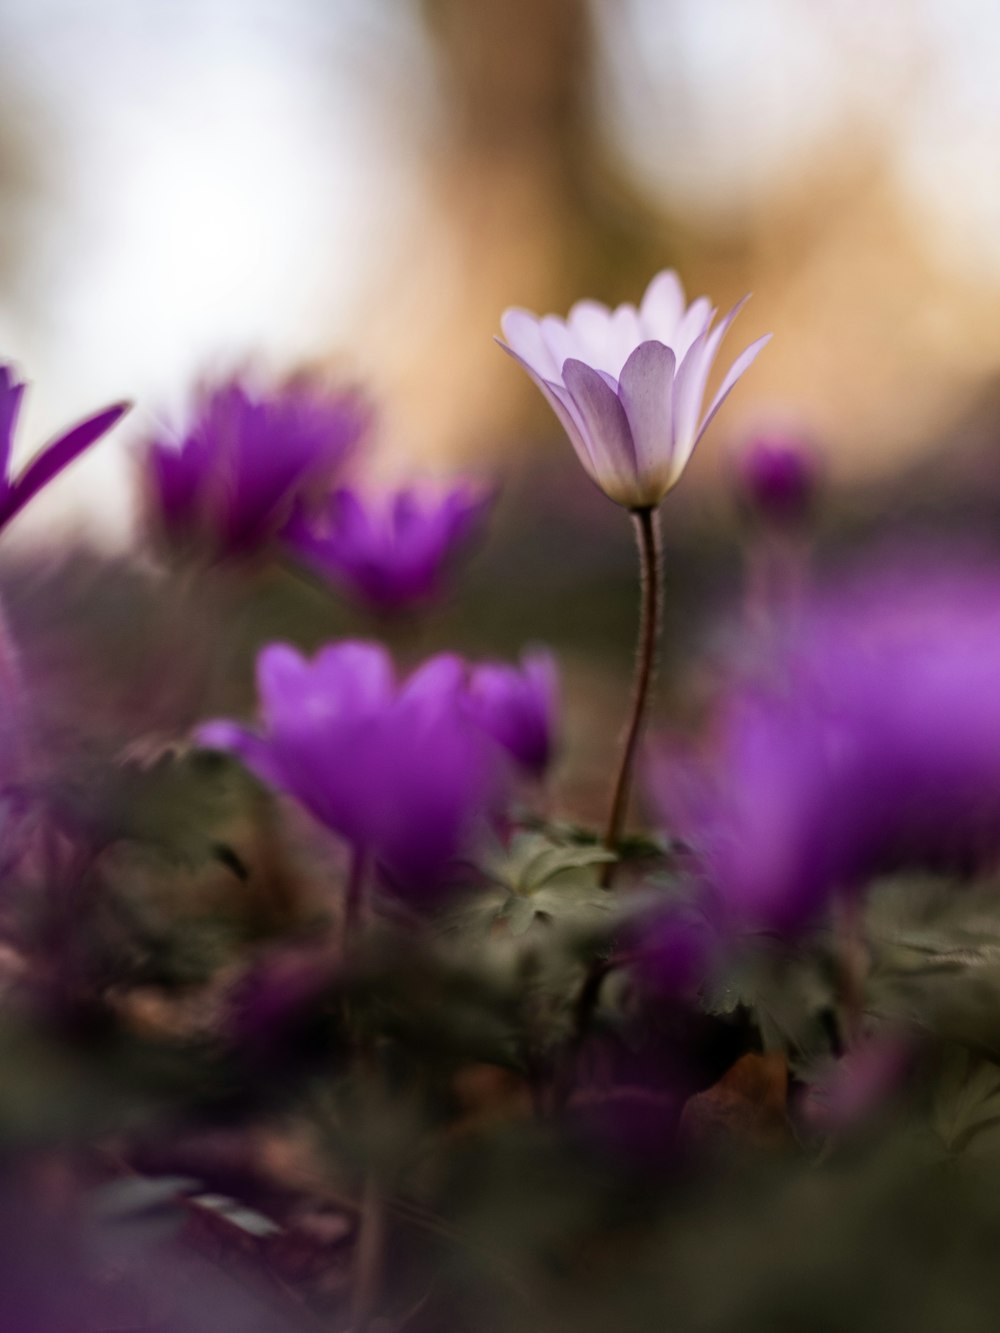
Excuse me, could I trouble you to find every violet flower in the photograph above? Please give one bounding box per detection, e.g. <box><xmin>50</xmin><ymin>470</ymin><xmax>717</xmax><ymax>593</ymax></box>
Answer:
<box><xmin>284</xmin><ymin>482</ymin><xmax>491</xmax><ymax>614</ymax></box>
<box><xmin>143</xmin><ymin>374</ymin><xmax>369</xmax><ymax>561</ymax></box>
<box><xmin>647</xmin><ymin>557</ymin><xmax>1000</xmax><ymax>934</ymax></box>
<box><xmin>497</xmin><ymin>269</ymin><xmax>770</xmax><ymax>509</ymax></box>
<box><xmin>736</xmin><ymin>433</ymin><xmax>820</xmax><ymax>526</ymax></box>
<box><xmin>197</xmin><ymin>641</ymin><xmax>506</xmax><ymax>902</ymax></box>
<box><xmin>0</xmin><ymin>364</ymin><xmax>129</xmax><ymax>532</ymax></box>
<box><xmin>463</xmin><ymin>648</ymin><xmax>559</xmax><ymax>779</ymax></box>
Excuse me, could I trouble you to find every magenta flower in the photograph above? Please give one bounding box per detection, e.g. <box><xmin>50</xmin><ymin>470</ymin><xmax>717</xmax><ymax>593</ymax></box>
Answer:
<box><xmin>498</xmin><ymin>270</ymin><xmax>770</xmax><ymax>509</ymax></box>
<box><xmin>197</xmin><ymin>641</ymin><xmax>506</xmax><ymax>901</ymax></box>
<box><xmin>647</xmin><ymin>556</ymin><xmax>1000</xmax><ymax>934</ymax></box>
<box><xmin>463</xmin><ymin>648</ymin><xmax>559</xmax><ymax>779</ymax></box>
<box><xmin>0</xmin><ymin>364</ymin><xmax>129</xmax><ymax>531</ymax></box>
<box><xmin>735</xmin><ymin>433</ymin><xmax>820</xmax><ymax>526</ymax></box>
<box><xmin>284</xmin><ymin>482</ymin><xmax>491</xmax><ymax>614</ymax></box>
<box><xmin>142</xmin><ymin>374</ymin><xmax>370</xmax><ymax>561</ymax></box>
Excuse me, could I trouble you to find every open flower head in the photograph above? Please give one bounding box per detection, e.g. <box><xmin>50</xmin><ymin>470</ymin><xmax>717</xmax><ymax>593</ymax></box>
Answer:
<box><xmin>498</xmin><ymin>270</ymin><xmax>770</xmax><ymax>509</ymax></box>
<box><xmin>198</xmin><ymin>641</ymin><xmax>506</xmax><ymax>902</ymax></box>
<box><xmin>284</xmin><ymin>481</ymin><xmax>492</xmax><ymax>614</ymax></box>
<box><xmin>143</xmin><ymin>373</ymin><xmax>370</xmax><ymax>562</ymax></box>
<box><xmin>0</xmin><ymin>364</ymin><xmax>129</xmax><ymax>533</ymax></box>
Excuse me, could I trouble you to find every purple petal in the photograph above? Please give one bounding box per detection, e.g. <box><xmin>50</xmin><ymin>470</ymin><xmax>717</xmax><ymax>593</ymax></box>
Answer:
<box><xmin>195</xmin><ymin>720</ymin><xmax>286</xmax><ymax>790</ymax></box>
<box><xmin>617</xmin><ymin>341</ymin><xmax>678</xmax><ymax>500</ymax></box>
<box><xmin>0</xmin><ymin>400</ymin><xmax>130</xmax><ymax>526</ymax></box>
<box><xmin>0</xmin><ymin>367</ymin><xmax>26</xmax><ymax>490</ymax></box>
<box><xmin>496</xmin><ymin>340</ymin><xmax>602</xmax><ymax>483</ymax></box>
<box><xmin>562</xmin><ymin>359</ymin><xmax>640</xmax><ymax>505</ymax></box>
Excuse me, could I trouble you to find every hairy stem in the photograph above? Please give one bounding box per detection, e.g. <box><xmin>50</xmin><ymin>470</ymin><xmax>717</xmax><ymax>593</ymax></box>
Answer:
<box><xmin>601</xmin><ymin>506</ymin><xmax>662</xmax><ymax>887</ymax></box>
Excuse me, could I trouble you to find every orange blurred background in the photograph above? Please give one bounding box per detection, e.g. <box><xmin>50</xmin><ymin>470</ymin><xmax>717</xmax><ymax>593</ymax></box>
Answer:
<box><xmin>1</xmin><ymin>0</ymin><xmax>999</xmax><ymax>538</ymax></box>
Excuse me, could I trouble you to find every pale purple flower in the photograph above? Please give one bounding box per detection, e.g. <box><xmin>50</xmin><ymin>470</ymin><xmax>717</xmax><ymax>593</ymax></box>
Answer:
<box><xmin>197</xmin><ymin>641</ymin><xmax>506</xmax><ymax>901</ymax></box>
<box><xmin>143</xmin><ymin>374</ymin><xmax>370</xmax><ymax>561</ymax></box>
<box><xmin>497</xmin><ymin>270</ymin><xmax>770</xmax><ymax>509</ymax></box>
<box><xmin>283</xmin><ymin>482</ymin><xmax>491</xmax><ymax>613</ymax></box>
<box><xmin>463</xmin><ymin>648</ymin><xmax>559</xmax><ymax>778</ymax></box>
<box><xmin>0</xmin><ymin>365</ymin><xmax>129</xmax><ymax>531</ymax></box>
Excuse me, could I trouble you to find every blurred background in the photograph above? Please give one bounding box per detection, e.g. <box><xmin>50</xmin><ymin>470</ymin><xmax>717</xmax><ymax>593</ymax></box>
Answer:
<box><xmin>3</xmin><ymin>0</ymin><xmax>1000</xmax><ymax>542</ymax></box>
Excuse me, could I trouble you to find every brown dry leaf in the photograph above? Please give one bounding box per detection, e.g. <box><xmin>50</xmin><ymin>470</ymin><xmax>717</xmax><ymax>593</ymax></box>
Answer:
<box><xmin>679</xmin><ymin>1052</ymin><xmax>791</xmax><ymax>1149</ymax></box>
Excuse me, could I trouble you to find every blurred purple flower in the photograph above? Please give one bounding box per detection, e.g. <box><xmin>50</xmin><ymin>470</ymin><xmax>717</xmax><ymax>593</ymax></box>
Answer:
<box><xmin>800</xmin><ymin>1035</ymin><xmax>912</xmax><ymax>1134</ymax></box>
<box><xmin>463</xmin><ymin>648</ymin><xmax>559</xmax><ymax>779</ymax></box>
<box><xmin>735</xmin><ymin>433</ymin><xmax>820</xmax><ymax>526</ymax></box>
<box><xmin>498</xmin><ymin>270</ymin><xmax>770</xmax><ymax>509</ymax></box>
<box><xmin>142</xmin><ymin>373</ymin><xmax>369</xmax><ymax>561</ymax></box>
<box><xmin>284</xmin><ymin>482</ymin><xmax>491</xmax><ymax>613</ymax></box>
<box><xmin>0</xmin><ymin>364</ymin><xmax>129</xmax><ymax>532</ymax></box>
<box><xmin>197</xmin><ymin>641</ymin><xmax>506</xmax><ymax>901</ymax></box>
<box><xmin>647</xmin><ymin>557</ymin><xmax>1000</xmax><ymax>934</ymax></box>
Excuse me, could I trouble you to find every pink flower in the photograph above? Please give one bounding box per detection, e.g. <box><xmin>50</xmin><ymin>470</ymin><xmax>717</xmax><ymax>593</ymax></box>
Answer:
<box><xmin>498</xmin><ymin>270</ymin><xmax>770</xmax><ymax>509</ymax></box>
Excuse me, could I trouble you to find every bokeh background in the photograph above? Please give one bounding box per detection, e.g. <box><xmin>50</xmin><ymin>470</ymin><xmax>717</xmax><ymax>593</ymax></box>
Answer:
<box><xmin>4</xmin><ymin>0</ymin><xmax>1000</xmax><ymax>532</ymax></box>
<box><xmin>4</xmin><ymin>0</ymin><xmax>1000</xmax><ymax>819</ymax></box>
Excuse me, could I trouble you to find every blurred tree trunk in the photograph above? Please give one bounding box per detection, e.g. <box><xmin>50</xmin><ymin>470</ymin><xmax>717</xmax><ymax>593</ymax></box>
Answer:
<box><xmin>370</xmin><ymin>0</ymin><xmax>663</xmax><ymax>466</ymax></box>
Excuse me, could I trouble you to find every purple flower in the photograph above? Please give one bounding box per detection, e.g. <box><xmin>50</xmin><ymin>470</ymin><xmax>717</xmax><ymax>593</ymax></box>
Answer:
<box><xmin>463</xmin><ymin>648</ymin><xmax>559</xmax><ymax>779</ymax></box>
<box><xmin>735</xmin><ymin>433</ymin><xmax>820</xmax><ymax>525</ymax></box>
<box><xmin>142</xmin><ymin>373</ymin><xmax>369</xmax><ymax>561</ymax></box>
<box><xmin>0</xmin><ymin>364</ymin><xmax>129</xmax><ymax>531</ymax></box>
<box><xmin>498</xmin><ymin>270</ymin><xmax>770</xmax><ymax>509</ymax></box>
<box><xmin>197</xmin><ymin>641</ymin><xmax>506</xmax><ymax>901</ymax></box>
<box><xmin>647</xmin><ymin>556</ymin><xmax>1000</xmax><ymax>934</ymax></box>
<box><xmin>283</xmin><ymin>482</ymin><xmax>491</xmax><ymax>614</ymax></box>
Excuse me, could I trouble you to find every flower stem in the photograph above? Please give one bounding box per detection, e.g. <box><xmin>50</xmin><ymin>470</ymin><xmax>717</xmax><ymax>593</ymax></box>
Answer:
<box><xmin>340</xmin><ymin>845</ymin><xmax>369</xmax><ymax>958</ymax></box>
<box><xmin>600</xmin><ymin>506</ymin><xmax>662</xmax><ymax>887</ymax></box>
<box><xmin>834</xmin><ymin>891</ymin><xmax>866</xmax><ymax>1050</ymax></box>
<box><xmin>350</xmin><ymin>1171</ymin><xmax>386</xmax><ymax>1333</ymax></box>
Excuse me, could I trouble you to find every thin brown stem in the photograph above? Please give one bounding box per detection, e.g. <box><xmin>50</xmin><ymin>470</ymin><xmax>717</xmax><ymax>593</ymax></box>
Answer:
<box><xmin>834</xmin><ymin>892</ymin><xmax>866</xmax><ymax>1049</ymax></box>
<box><xmin>350</xmin><ymin>1171</ymin><xmax>387</xmax><ymax>1333</ymax></box>
<box><xmin>340</xmin><ymin>845</ymin><xmax>369</xmax><ymax>959</ymax></box>
<box><xmin>600</xmin><ymin>506</ymin><xmax>662</xmax><ymax>887</ymax></box>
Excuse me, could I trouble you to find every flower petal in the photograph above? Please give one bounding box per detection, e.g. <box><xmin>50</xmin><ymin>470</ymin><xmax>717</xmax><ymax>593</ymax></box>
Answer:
<box><xmin>562</xmin><ymin>359</ymin><xmax>641</xmax><ymax>506</ymax></box>
<box><xmin>694</xmin><ymin>333</ymin><xmax>772</xmax><ymax>448</ymax></box>
<box><xmin>499</xmin><ymin>307</ymin><xmax>559</xmax><ymax>380</ymax></box>
<box><xmin>617</xmin><ymin>341</ymin><xmax>678</xmax><ymax>504</ymax></box>
<box><xmin>0</xmin><ymin>367</ymin><xmax>26</xmax><ymax>490</ymax></box>
<box><xmin>638</xmin><ymin>270</ymin><xmax>686</xmax><ymax>344</ymax></box>
<box><xmin>496</xmin><ymin>340</ymin><xmax>603</xmax><ymax>485</ymax></box>
<box><xmin>671</xmin><ymin>297</ymin><xmax>751</xmax><ymax>470</ymax></box>
<box><xmin>1</xmin><ymin>401</ymin><xmax>130</xmax><ymax>526</ymax></box>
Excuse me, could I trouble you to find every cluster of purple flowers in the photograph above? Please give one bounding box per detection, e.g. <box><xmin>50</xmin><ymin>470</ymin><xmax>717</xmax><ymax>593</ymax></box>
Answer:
<box><xmin>141</xmin><ymin>372</ymin><xmax>492</xmax><ymax>616</ymax></box>
<box><xmin>199</xmin><ymin>641</ymin><xmax>559</xmax><ymax>903</ymax></box>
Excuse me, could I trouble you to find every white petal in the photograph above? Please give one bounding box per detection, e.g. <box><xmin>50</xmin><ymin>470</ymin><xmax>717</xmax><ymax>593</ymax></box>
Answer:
<box><xmin>496</xmin><ymin>339</ymin><xmax>602</xmax><ymax>483</ymax></box>
<box><xmin>673</xmin><ymin>297</ymin><xmax>715</xmax><ymax>359</ymax></box>
<box><xmin>693</xmin><ymin>333</ymin><xmax>772</xmax><ymax>447</ymax></box>
<box><xmin>639</xmin><ymin>270</ymin><xmax>686</xmax><ymax>344</ymax></box>
<box><xmin>539</xmin><ymin>316</ymin><xmax>582</xmax><ymax>382</ymax></box>
<box><xmin>500</xmin><ymin>307</ymin><xmax>559</xmax><ymax>380</ymax></box>
<box><xmin>671</xmin><ymin>294</ymin><xmax>752</xmax><ymax>468</ymax></box>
